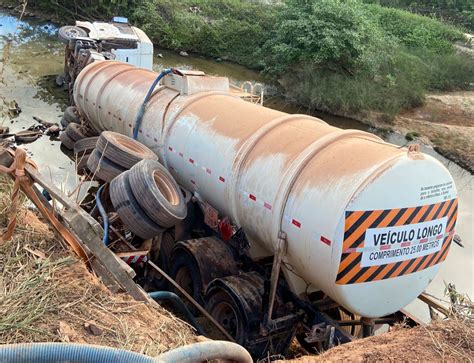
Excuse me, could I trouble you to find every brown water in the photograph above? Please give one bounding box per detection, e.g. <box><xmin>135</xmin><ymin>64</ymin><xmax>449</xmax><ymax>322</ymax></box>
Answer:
<box><xmin>1</xmin><ymin>12</ymin><xmax>472</xmax><ymax>320</ymax></box>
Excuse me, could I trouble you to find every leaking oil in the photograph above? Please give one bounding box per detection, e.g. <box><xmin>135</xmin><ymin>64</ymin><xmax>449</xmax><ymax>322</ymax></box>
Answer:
<box><xmin>0</xmin><ymin>10</ymin><xmax>472</xmax><ymax>320</ymax></box>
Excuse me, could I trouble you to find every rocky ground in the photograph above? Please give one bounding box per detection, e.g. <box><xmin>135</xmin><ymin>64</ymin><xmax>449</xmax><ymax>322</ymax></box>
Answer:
<box><xmin>395</xmin><ymin>92</ymin><xmax>474</xmax><ymax>174</ymax></box>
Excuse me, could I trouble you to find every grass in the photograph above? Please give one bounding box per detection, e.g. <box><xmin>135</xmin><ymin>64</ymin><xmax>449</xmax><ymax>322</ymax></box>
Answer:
<box><xmin>0</xmin><ymin>176</ymin><xmax>195</xmax><ymax>353</ymax></box>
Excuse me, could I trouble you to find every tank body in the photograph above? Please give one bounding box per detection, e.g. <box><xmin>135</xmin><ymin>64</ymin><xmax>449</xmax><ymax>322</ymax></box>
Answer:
<box><xmin>74</xmin><ymin>61</ymin><xmax>458</xmax><ymax>318</ymax></box>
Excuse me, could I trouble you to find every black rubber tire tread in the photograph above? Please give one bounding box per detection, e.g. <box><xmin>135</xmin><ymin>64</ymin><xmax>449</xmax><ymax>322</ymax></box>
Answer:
<box><xmin>128</xmin><ymin>159</ymin><xmax>186</xmax><ymax>228</ymax></box>
<box><xmin>63</xmin><ymin>106</ymin><xmax>80</xmax><ymax>124</ymax></box>
<box><xmin>60</xmin><ymin>116</ymin><xmax>69</xmax><ymax>128</ymax></box>
<box><xmin>170</xmin><ymin>250</ymin><xmax>204</xmax><ymax>311</ymax></box>
<box><xmin>87</xmin><ymin>149</ymin><xmax>126</xmax><ymax>183</ymax></box>
<box><xmin>96</xmin><ymin>131</ymin><xmax>157</xmax><ymax>169</ymax></box>
<box><xmin>65</xmin><ymin>123</ymin><xmax>88</xmax><ymax>142</ymax></box>
<box><xmin>74</xmin><ymin>136</ymin><xmax>99</xmax><ymax>155</ymax></box>
<box><xmin>58</xmin><ymin>26</ymin><xmax>87</xmax><ymax>44</ymax></box>
<box><xmin>59</xmin><ymin>131</ymin><xmax>75</xmax><ymax>150</ymax></box>
<box><xmin>76</xmin><ymin>152</ymin><xmax>91</xmax><ymax>175</ymax></box>
<box><xmin>205</xmin><ymin>290</ymin><xmax>246</xmax><ymax>344</ymax></box>
<box><xmin>109</xmin><ymin>171</ymin><xmax>164</xmax><ymax>239</ymax></box>
<box><xmin>146</xmin><ymin>232</ymin><xmax>175</xmax><ymax>291</ymax></box>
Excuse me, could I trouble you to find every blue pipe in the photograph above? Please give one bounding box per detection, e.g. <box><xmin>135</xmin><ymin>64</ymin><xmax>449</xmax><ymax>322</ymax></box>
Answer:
<box><xmin>149</xmin><ymin>291</ymin><xmax>205</xmax><ymax>336</ymax></box>
<box><xmin>95</xmin><ymin>184</ymin><xmax>109</xmax><ymax>246</ymax></box>
<box><xmin>133</xmin><ymin>68</ymin><xmax>173</xmax><ymax>139</ymax></box>
<box><xmin>0</xmin><ymin>343</ymin><xmax>155</xmax><ymax>363</ymax></box>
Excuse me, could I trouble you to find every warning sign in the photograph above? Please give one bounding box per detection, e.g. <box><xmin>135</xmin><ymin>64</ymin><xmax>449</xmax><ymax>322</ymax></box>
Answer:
<box><xmin>361</xmin><ymin>217</ymin><xmax>447</xmax><ymax>267</ymax></box>
<box><xmin>335</xmin><ymin>198</ymin><xmax>458</xmax><ymax>285</ymax></box>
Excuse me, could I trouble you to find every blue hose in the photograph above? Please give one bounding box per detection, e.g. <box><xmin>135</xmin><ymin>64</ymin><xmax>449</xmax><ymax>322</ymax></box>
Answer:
<box><xmin>133</xmin><ymin>68</ymin><xmax>173</xmax><ymax>139</ymax></box>
<box><xmin>149</xmin><ymin>291</ymin><xmax>205</xmax><ymax>336</ymax></box>
<box><xmin>95</xmin><ymin>184</ymin><xmax>109</xmax><ymax>246</ymax></box>
<box><xmin>0</xmin><ymin>343</ymin><xmax>155</xmax><ymax>363</ymax></box>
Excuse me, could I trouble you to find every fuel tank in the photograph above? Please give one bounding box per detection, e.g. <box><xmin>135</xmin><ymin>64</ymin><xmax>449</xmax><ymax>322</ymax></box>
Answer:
<box><xmin>74</xmin><ymin>61</ymin><xmax>458</xmax><ymax>318</ymax></box>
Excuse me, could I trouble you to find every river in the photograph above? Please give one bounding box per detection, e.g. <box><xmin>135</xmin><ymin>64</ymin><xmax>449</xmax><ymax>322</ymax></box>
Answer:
<box><xmin>1</xmin><ymin>11</ymin><xmax>472</xmax><ymax>322</ymax></box>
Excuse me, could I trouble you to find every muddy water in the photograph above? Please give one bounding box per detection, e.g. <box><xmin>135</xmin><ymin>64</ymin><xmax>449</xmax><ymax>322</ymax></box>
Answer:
<box><xmin>1</xmin><ymin>11</ymin><xmax>472</xmax><ymax>320</ymax></box>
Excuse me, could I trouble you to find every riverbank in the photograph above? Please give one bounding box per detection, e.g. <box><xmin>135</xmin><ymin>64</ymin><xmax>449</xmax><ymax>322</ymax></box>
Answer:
<box><xmin>345</xmin><ymin>92</ymin><xmax>474</xmax><ymax>174</ymax></box>
<box><xmin>2</xmin><ymin>2</ymin><xmax>472</xmax><ymax>174</ymax></box>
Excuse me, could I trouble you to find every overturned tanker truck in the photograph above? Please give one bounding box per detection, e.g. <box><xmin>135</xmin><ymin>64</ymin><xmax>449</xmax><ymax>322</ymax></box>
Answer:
<box><xmin>72</xmin><ymin>60</ymin><xmax>458</xmax><ymax>357</ymax></box>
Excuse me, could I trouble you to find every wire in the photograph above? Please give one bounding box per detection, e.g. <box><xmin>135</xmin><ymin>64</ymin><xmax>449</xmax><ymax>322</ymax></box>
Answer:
<box><xmin>133</xmin><ymin>68</ymin><xmax>174</xmax><ymax>139</ymax></box>
<box><xmin>95</xmin><ymin>184</ymin><xmax>109</xmax><ymax>246</ymax></box>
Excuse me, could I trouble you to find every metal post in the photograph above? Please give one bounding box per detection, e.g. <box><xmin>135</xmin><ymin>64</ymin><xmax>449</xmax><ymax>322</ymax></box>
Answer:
<box><xmin>264</xmin><ymin>231</ymin><xmax>287</xmax><ymax>328</ymax></box>
<box><xmin>361</xmin><ymin>317</ymin><xmax>375</xmax><ymax>338</ymax></box>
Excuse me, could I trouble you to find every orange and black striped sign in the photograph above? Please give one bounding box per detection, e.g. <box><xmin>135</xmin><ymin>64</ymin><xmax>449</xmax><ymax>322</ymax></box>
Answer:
<box><xmin>336</xmin><ymin>198</ymin><xmax>458</xmax><ymax>285</ymax></box>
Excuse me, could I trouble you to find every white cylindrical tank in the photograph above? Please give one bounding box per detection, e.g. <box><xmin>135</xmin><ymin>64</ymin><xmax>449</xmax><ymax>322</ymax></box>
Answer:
<box><xmin>74</xmin><ymin>61</ymin><xmax>459</xmax><ymax>318</ymax></box>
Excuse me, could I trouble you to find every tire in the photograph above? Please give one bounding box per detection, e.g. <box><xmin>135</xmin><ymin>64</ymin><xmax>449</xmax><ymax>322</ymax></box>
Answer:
<box><xmin>64</xmin><ymin>106</ymin><xmax>80</xmax><ymax>124</ymax></box>
<box><xmin>58</xmin><ymin>26</ymin><xmax>87</xmax><ymax>44</ymax></box>
<box><xmin>206</xmin><ymin>290</ymin><xmax>246</xmax><ymax>344</ymax></box>
<box><xmin>60</xmin><ymin>116</ymin><xmax>69</xmax><ymax>129</ymax></box>
<box><xmin>65</xmin><ymin>123</ymin><xmax>88</xmax><ymax>142</ymax></box>
<box><xmin>59</xmin><ymin>131</ymin><xmax>75</xmax><ymax>150</ymax></box>
<box><xmin>76</xmin><ymin>152</ymin><xmax>91</xmax><ymax>175</ymax></box>
<box><xmin>109</xmin><ymin>171</ymin><xmax>164</xmax><ymax>239</ymax></box>
<box><xmin>96</xmin><ymin>131</ymin><xmax>157</xmax><ymax>169</ymax></box>
<box><xmin>74</xmin><ymin>136</ymin><xmax>98</xmax><ymax>155</ymax></box>
<box><xmin>145</xmin><ymin>232</ymin><xmax>175</xmax><ymax>291</ymax></box>
<box><xmin>128</xmin><ymin>159</ymin><xmax>186</xmax><ymax>228</ymax></box>
<box><xmin>87</xmin><ymin>149</ymin><xmax>127</xmax><ymax>183</ymax></box>
<box><xmin>170</xmin><ymin>250</ymin><xmax>204</xmax><ymax>311</ymax></box>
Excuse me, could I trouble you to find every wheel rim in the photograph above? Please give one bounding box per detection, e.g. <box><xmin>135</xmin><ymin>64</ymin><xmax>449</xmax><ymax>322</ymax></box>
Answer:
<box><xmin>65</xmin><ymin>28</ymin><xmax>82</xmax><ymax>38</ymax></box>
<box><xmin>211</xmin><ymin>301</ymin><xmax>240</xmax><ymax>339</ymax></box>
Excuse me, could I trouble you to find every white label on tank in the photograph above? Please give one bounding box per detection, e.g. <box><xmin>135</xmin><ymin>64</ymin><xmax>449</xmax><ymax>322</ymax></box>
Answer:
<box><xmin>361</xmin><ymin>217</ymin><xmax>448</xmax><ymax>267</ymax></box>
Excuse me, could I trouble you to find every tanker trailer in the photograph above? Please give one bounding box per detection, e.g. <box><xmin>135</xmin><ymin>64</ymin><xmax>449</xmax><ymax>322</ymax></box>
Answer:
<box><xmin>74</xmin><ymin>61</ymin><xmax>458</xmax><ymax>356</ymax></box>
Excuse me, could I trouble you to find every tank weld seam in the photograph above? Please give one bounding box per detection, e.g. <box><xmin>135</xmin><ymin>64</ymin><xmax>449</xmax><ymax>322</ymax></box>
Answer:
<box><xmin>78</xmin><ymin>61</ymin><xmax>126</xmax><ymax>126</ymax></box>
<box><xmin>274</xmin><ymin>129</ymin><xmax>375</xmax><ymax>236</ymax></box>
<box><xmin>94</xmin><ymin>67</ymin><xmax>139</xmax><ymax>131</ymax></box>
<box><xmin>229</xmin><ymin>114</ymin><xmax>321</xmax><ymax>227</ymax></box>
<box><xmin>162</xmin><ymin>91</ymin><xmax>229</xmax><ymax>168</ymax></box>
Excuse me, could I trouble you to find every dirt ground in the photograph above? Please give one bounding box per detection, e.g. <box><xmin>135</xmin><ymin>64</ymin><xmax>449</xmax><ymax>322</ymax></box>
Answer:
<box><xmin>380</xmin><ymin>92</ymin><xmax>473</xmax><ymax>174</ymax></box>
<box><xmin>0</xmin><ymin>178</ymin><xmax>196</xmax><ymax>356</ymax></box>
<box><xmin>284</xmin><ymin>319</ymin><xmax>473</xmax><ymax>362</ymax></box>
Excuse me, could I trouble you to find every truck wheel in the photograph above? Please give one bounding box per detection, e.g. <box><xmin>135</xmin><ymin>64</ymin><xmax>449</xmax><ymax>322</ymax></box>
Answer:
<box><xmin>58</xmin><ymin>26</ymin><xmax>87</xmax><ymax>44</ymax></box>
<box><xmin>96</xmin><ymin>131</ymin><xmax>157</xmax><ymax>169</ymax></box>
<box><xmin>65</xmin><ymin>123</ymin><xmax>88</xmax><ymax>142</ymax></box>
<box><xmin>74</xmin><ymin>136</ymin><xmax>99</xmax><ymax>155</ymax></box>
<box><xmin>170</xmin><ymin>250</ymin><xmax>204</xmax><ymax>311</ymax></box>
<box><xmin>206</xmin><ymin>290</ymin><xmax>245</xmax><ymax>344</ymax></box>
<box><xmin>129</xmin><ymin>159</ymin><xmax>186</xmax><ymax>228</ymax></box>
<box><xmin>109</xmin><ymin>171</ymin><xmax>164</xmax><ymax>239</ymax></box>
<box><xmin>64</xmin><ymin>106</ymin><xmax>80</xmax><ymax>124</ymax></box>
<box><xmin>60</xmin><ymin>132</ymin><xmax>75</xmax><ymax>150</ymax></box>
<box><xmin>145</xmin><ymin>232</ymin><xmax>175</xmax><ymax>291</ymax></box>
<box><xmin>87</xmin><ymin>149</ymin><xmax>127</xmax><ymax>183</ymax></box>
<box><xmin>76</xmin><ymin>152</ymin><xmax>91</xmax><ymax>175</ymax></box>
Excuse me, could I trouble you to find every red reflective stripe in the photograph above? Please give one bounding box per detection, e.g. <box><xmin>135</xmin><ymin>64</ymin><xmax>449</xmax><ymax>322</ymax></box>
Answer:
<box><xmin>320</xmin><ymin>236</ymin><xmax>331</xmax><ymax>246</ymax></box>
<box><xmin>219</xmin><ymin>176</ymin><xmax>225</xmax><ymax>182</ymax></box>
<box><xmin>206</xmin><ymin>168</ymin><xmax>212</xmax><ymax>174</ymax></box>
<box><xmin>380</xmin><ymin>245</ymin><xmax>391</xmax><ymax>250</ymax></box>
<box><xmin>264</xmin><ymin>202</ymin><xmax>272</xmax><ymax>210</ymax></box>
<box><xmin>401</xmin><ymin>242</ymin><xmax>411</xmax><ymax>247</ymax></box>
<box><xmin>249</xmin><ymin>194</ymin><xmax>256</xmax><ymax>201</ymax></box>
<box><xmin>292</xmin><ymin>219</ymin><xmax>301</xmax><ymax>228</ymax></box>
<box><xmin>168</xmin><ymin>146</ymin><xmax>173</xmax><ymax>151</ymax></box>
<box><xmin>189</xmin><ymin>158</ymin><xmax>194</xmax><ymax>164</ymax></box>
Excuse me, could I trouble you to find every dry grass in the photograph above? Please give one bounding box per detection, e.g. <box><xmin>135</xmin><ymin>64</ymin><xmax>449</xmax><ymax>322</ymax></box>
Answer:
<box><xmin>0</xmin><ymin>176</ymin><xmax>196</xmax><ymax>355</ymax></box>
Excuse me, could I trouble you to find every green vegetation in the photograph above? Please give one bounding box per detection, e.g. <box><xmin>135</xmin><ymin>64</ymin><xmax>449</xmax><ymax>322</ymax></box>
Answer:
<box><xmin>8</xmin><ymin>0</ymin><xmax>474</xmax><ymax>116</ymax></box>
<box><xmin>363</xmin><ymin>0</ymin><xmax>474</xmax><ymax>31</ymax></box>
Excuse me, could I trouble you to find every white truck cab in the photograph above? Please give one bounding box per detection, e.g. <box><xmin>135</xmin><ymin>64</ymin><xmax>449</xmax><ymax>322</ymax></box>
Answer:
<box><xmin>58</xmin><ymin>17</ymin><xmax>153</xmax><ymax>70</ymax></box>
